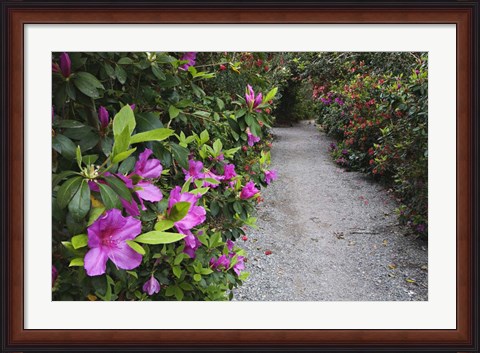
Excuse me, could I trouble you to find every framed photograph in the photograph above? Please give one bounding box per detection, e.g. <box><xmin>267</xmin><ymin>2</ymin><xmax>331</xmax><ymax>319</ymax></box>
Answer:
<box><xmin>1</xmin><ymin>1</ymin><xmax>478</xmax><ymax>352</ymax></box>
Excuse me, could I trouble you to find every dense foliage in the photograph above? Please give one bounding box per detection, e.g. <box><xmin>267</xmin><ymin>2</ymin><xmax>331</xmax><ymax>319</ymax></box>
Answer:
<box><xmin>287</xmin><ymin>52</ymin><xmax>428</xmax><ymax>236</ymax></box>
<box><xmin>52</xmin><ymin>52</ymin><xmax>280</xmax><ymax>301</ymax></box>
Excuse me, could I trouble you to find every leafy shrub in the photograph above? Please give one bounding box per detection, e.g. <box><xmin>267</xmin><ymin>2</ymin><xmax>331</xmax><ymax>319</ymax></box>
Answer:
<box><xmin>52</xmin><ymin>52</ymin><xmax>280</xmax><ymax>300</ymax></box>
<box><xmin>310</xmin><ymin>53</ymin><xmax>428</xmax><ymax>236</ymax></box>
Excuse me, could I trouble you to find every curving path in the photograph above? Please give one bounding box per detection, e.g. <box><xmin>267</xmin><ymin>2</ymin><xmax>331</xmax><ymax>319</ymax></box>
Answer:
<box><xmin>235</xmin><ymin>120</ymin><xmax>428</xmax><ymax>301</ymax></box>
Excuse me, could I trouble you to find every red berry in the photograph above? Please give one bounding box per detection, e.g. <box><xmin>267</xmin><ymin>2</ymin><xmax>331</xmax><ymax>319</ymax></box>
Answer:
<box><xmin>242</xmin><ymin>236</ymin><xmax>248</xmax><ymax>241</ymax></box>
<box><xmin>219</xmin><ymin>64</ymin><xmax>226</xmax><ymax>71</ymax></box>
<box><xmin>264</xmin><ymin>250</ymin><xmax>272</xmax><ymax>255</ymax></box>
<box><xmin>242</xmin><ymin>146</ymin><xmax>248</xmax><ymax>152</ymax></box>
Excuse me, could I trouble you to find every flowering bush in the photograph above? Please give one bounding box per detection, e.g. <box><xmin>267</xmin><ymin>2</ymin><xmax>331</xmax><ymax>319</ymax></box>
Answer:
<box><xmin>310</xmin><ymin>53</ymin><xmax>428</xmax><ymax>235</ymax></box>
<box><xmin>52</xmin><ymin>52</ymin><xmax>280</xmax><ymax>300</ymax></box>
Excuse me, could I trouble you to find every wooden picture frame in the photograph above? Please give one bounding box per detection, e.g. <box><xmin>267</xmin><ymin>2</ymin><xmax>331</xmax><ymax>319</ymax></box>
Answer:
<box><xmin>1</xmin><ymin>1</ymin><xmax>478</xmax><ymax>352</ymax></box>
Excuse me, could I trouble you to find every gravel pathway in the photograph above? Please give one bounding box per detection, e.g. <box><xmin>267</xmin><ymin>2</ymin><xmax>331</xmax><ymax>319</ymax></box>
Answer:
<box><xmin>235</xmin><ymin>120</ymin><xmax>428</xmax><ymax>301</ymax></box>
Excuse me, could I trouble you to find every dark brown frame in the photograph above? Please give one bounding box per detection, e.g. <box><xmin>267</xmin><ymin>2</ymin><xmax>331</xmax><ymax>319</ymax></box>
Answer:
<box><xmin>1</xmin><ymin>1</ymin><xmax>478</xmax><ymax>352</ymax></box>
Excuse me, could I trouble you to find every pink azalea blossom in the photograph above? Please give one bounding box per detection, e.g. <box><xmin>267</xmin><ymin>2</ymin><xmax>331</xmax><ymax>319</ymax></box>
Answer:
<box><xmin>245</xmin><ymin>84</ymin><xmax>263</xmax><ymax>111</ymax></box>
<box><xmin>98</xmin><ymin>106</ymin><xmax>109</xmax><ymax>128</ymax></box>
<box><xmin>84</xmin><ymin>209</ymin><xmax>142</xmax><ymax>276</ymax></box>
<box><xmin>203</xmin><ymin>169</ymin><xmax>224</xmax><ymax>188</ymax></box>
<box><xmin>134</xmin><ymin>149</ymin><xmax>163</xmax><ymax>179</ymax></box>
<box><xmin>210</xmin><ymin>255</ymin><xmax>231</xmax><ymax>271</ymax></box>
<box><xmin>59</xmin><ymin>52</ymin><xmax>71</xmax><ymax>78</ymax></box>
<box><xmin>183</xmin><ymin>159</ymin><xmax>204</xmax><ymax>181</ymax></box>
<box><xmin>264</xmin><ymin>169</ymin><xmax>278</xmax><ymax>185</ymax></box>
<box><xmin>52</xmin><ymin>265</ymin><xmax>58</xmax><ymax>287</ymax></box>
<box><xmin>247</xmin><ymin>128</ymin><xmax>260</xmax><ymax>147</ymax></box>
<box><xmin>223</xmin><ymin>164</ymin><xmax>237</xmax><ymax>180</ymax></box>
<box><xmin>232</xmin><ymin>256</ymin><xmax>245</xmax><ymax>275</ymax></box>
<box><xmin>142</xmin><ymin>275</ymin><xmax>161</xmax><ymax>296</ymax></box>
<box><xmin>168</xmin><ymin>186</ymin><xmax>206</xmax><ymax>258</ymax></box>
<box><xmin>179</xmin><ymin>52</ymin><xmax>197</xmax><ymax>70</ymax></box>
<box><xmin>240</xmin><ymin>181</ymin><xmax>260</xmax><ymax>200</ymax></box>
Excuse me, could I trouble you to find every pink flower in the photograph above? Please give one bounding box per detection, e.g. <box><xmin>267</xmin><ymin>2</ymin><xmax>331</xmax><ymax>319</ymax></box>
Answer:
<box><xmin>84</xmin><ymin>209</ymin><xmax>142</xmax><ymax>276</ymax></box>
<box><xmin>245</xmin><ymin>84</ymin><xmax>263</xmax><ymax>111</ymax></box>
<box><xmin>247</xmin><ymin>128</ymin><xmax>260</xmax><ymax>147</ymax></box>
<box><xmin>264</xmin><ymin>169</ymin><xmax>278</xmax><ymax>185</ymax></box>
<box><xmin>52</xmin><ymin>265</ymin><xmax>58</xmax><ymax>287</ymax></box>
<box><xmin>59</xmin><ymin>52</ymin><xmax>71</xmax><ymax>78</ymax></box>
<box><xmin>168</xmin><ymin>187</ymin><xmax>206</xmax><ymax>258</ymax></box>
<box><xmin>240</xmin><ymin>181</ymin><xmax>260</xmax><ymax>200</ymax></box>
<box><xmin>98</xmin><ymin>106</ymin><xmax>110</xmax><ymax>128</ymax></box>
<box><xmin>143</xmin><ymin>275</ymin><xmax>161</xmax><ymax>296</ymax></box>
<box><xmin>223</xmin><ymin>164</ymin><xmax>237</xmax><ymax>180</ymax></box>
<box><xmin>179</xmin><ymin>52</ymin><xmax>197</xmax><ymax>70</ymax></box>
<box><xmin>210</xmin><ymin>255</ymin><xmax>231</xmax><ymax>271</ymax></box>
<box><xmin>134</xmin><ymin>149</ymin><xmax>162</xmax><ymax>179</ymax></box>
<box><xmin>203</xmin><ymin>170</ymin><xmax>224</xmax><ymax>188</ymax></box>
<box><xmin>183</xmin><ymin>159</ymin><xmax>204</xmax><ymax>181</ymax></box>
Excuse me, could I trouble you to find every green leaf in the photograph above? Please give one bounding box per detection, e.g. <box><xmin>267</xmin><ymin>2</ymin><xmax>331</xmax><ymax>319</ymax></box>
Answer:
<box><xmin>174</xmin><ymin>286</ymin><xmax>184</xmax><ymax>301</ymax></box>
<box><xmin>135</xmin><ymin>231</ymin><xmax>186</xmax><ymax>245</ymax></box>
<box><xmin>66</xmin><ymin>82</ymin><xmax>76</xmax><ymax>100</ymax></box>
<box><xmin>190</xmin><ymin>187</ymin><xmax>209</xmax><ymax>196</ymax></box>
<box><xmin>168</xmin><ymin>201</ymin><xmax>190</xmax><ymax>222</ymax></box>
<box><xmin>82</xmin><ymin>154</ymin><xmax>98</xmax><ymax>165</ymax></box>
<box><xmin>68</xmin><ymin>180</ymin><xmax>91</xmax><ymax>221</ymax></box>
<box><xmin>135</xmin><ymin>112</ymin><xmax>163</xmax><ymax>132</ymax></box>
<box><xmin>115</xmin><ymin>64</ymin><xmax>127</xmax><ymax>84</ymax></box>
<box><xmin>75</xmin><ymin>145</ymin><xmax>82</xmax><ymax>169</ymax></box>
<box><xmin>69</xmin><ymin>258</ymin><xmax>84</xmax><ymax>267</ymax></box>
<box><xmin>216</xmin><ymin>97</ymin><xmax>225</xmax><ymax>110</ymax></box>
<box><xmin>263</xmin><ymin>87</ymin><xmax>278</xmax><ymax>103</ymax></box>
<box><xmin>172</xmin><ymin>266</ymin><xmax>182</xmax><ymax>279</ymax></box>
<box><xmin>151</xmin><ymin>64</ymin><xmax>166</xmax><ymax>80</ymax></box>
<box><xmin>126</xmin><ymin>270</ymin><xmax>138</xmax><ymax>279</ymax></box>
<box><xmin>71</xmin><ymin>234</ymin><xmax>88</xmax><ymax>249</ymax></box>
<box><xmin>233</xmin><ymin>201</ymin><xmax>242</xmax><ymax>215</ymax></box>
<box><xmin>112</xmin><ymin>105</ymin><xmax>136</xmax><ymax>137</ymax></box>
<box><xmin>200</xmin><ymin>268</ymin><xmax>213</xmax><ymax>275</ymax></box>
<box><xmin>158</xmin><ymin>74</ymin><xmax>181</xmax><ymax>88</ymax></box>
<box><xmin>213</xmin><ymin>139</ymin><xmax>223</xmax><ymax>154</ymax></box>
<box><xmin>72</xmin><ymin>72</ymin><xmax>104</xmax><ymax>98</ymax></box>
<box><xmin>118</xmin><ymin>156</ymin><xmax>136</xmax><ymax>174</ymax></box>
<box><xmin>168</xmin><ymin>105</ymin><xmax>180</xmax><ymax>119</ymax></box>
<box><xmin>105</xmin><ymin>175</ymin><xmax>132</xmax><ymax>201</ymax></box>
<box><xmin>117</xmin><ymin>57</ymin><xmax>133</xmax><ymax>65</ymax></box>
<box><xmin>130</xmin><ymin>128</ymin><xmax>174</xmax><ymax>144</ymax></box>
<box><xmin>199</xmin><ymin>130</ymin><xmax>209</xmax><ymax>145</ymax></box>
<box><xmin>126</xmin><ymin>240</ymin><xmax>145</xmax><ymax>255</ymax></box>
<box><xmin>170</xmin><ymin>143</ymin><xmax>189</xmax><ymax>169</ymax></box>
<box><xmin>57</xmin><ymin>176</ymin><xmax>83</xmax><ymax>209</ymax></box>
<box><xmin>174</xmin><ymin>254</ymin><xmax>185</xmax><ymax>266</ymax></box>
<box><xmin>193</xmin><ymin>274</ymin><xmax>201</xmax><ymax>282</ymax></box>
<box><xmin>154</xmin><ymin>219</ymin><xmax>175</xmax><ymax>231</ymax></box>
<box><xmin>55</xmin><ymin>120</ymin><xmax>85</xmax><ymax>129</ymax></box>
<box><xmin>87</xmin><ymin>206</ymin><xmax>105</xmax><ymax>226</ymax></box>
<box><xmin>52</xmin><ymin>134</ymin><xmax>77</xmax><ymax>160</ymax></box>
<box><xmin>98</xmin><ymin>183</ymin><xmax>121</xmax><ymax>210</ymax></box>
<box><xmin>193</xmin><ymin>110</ymin><xmax>210</xmax><ymax>118</ymax></box>
<box><xmin>112</xmin><ymin>147</ymin><xmax>136</xmax><ymax>164</ymax></box>
<box><xmin>112</xmin><ymin>125</ymin><xmax>131</xmax><ymax>157</ymax></box>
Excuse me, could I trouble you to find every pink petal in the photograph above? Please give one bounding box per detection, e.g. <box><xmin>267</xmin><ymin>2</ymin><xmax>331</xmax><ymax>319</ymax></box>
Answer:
<box><xmin>135</xmin><ymin>181</ymin><xmax>163</xmax><ymax>202</ymax></box>
<box><xmin>84</xmin><ymin>247</ymin><xmax>109</xmax><ymax>276</ymax></box>
<box><xmin>108</xmin><ymin>242</ymin><xmax>142</xmax><ymax>270</ymax></box>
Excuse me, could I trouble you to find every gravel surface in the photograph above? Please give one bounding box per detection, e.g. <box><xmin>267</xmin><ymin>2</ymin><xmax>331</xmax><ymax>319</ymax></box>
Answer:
<box><xmin>234</xmin><ymin>120</ymin><xmax>428</xmax><ymax>301</ymax></box>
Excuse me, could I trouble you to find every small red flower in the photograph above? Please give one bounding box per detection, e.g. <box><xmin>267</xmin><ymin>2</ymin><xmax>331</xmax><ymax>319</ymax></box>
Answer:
<box><xmin>264</xmin><ymin>250</ymin><xmax>272</xmax><ymax>255</ymax></box>
<box><xmin>219</xmin><ymin>64</ymin><xmax>226</xmax><ymax>71</ymax></box>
